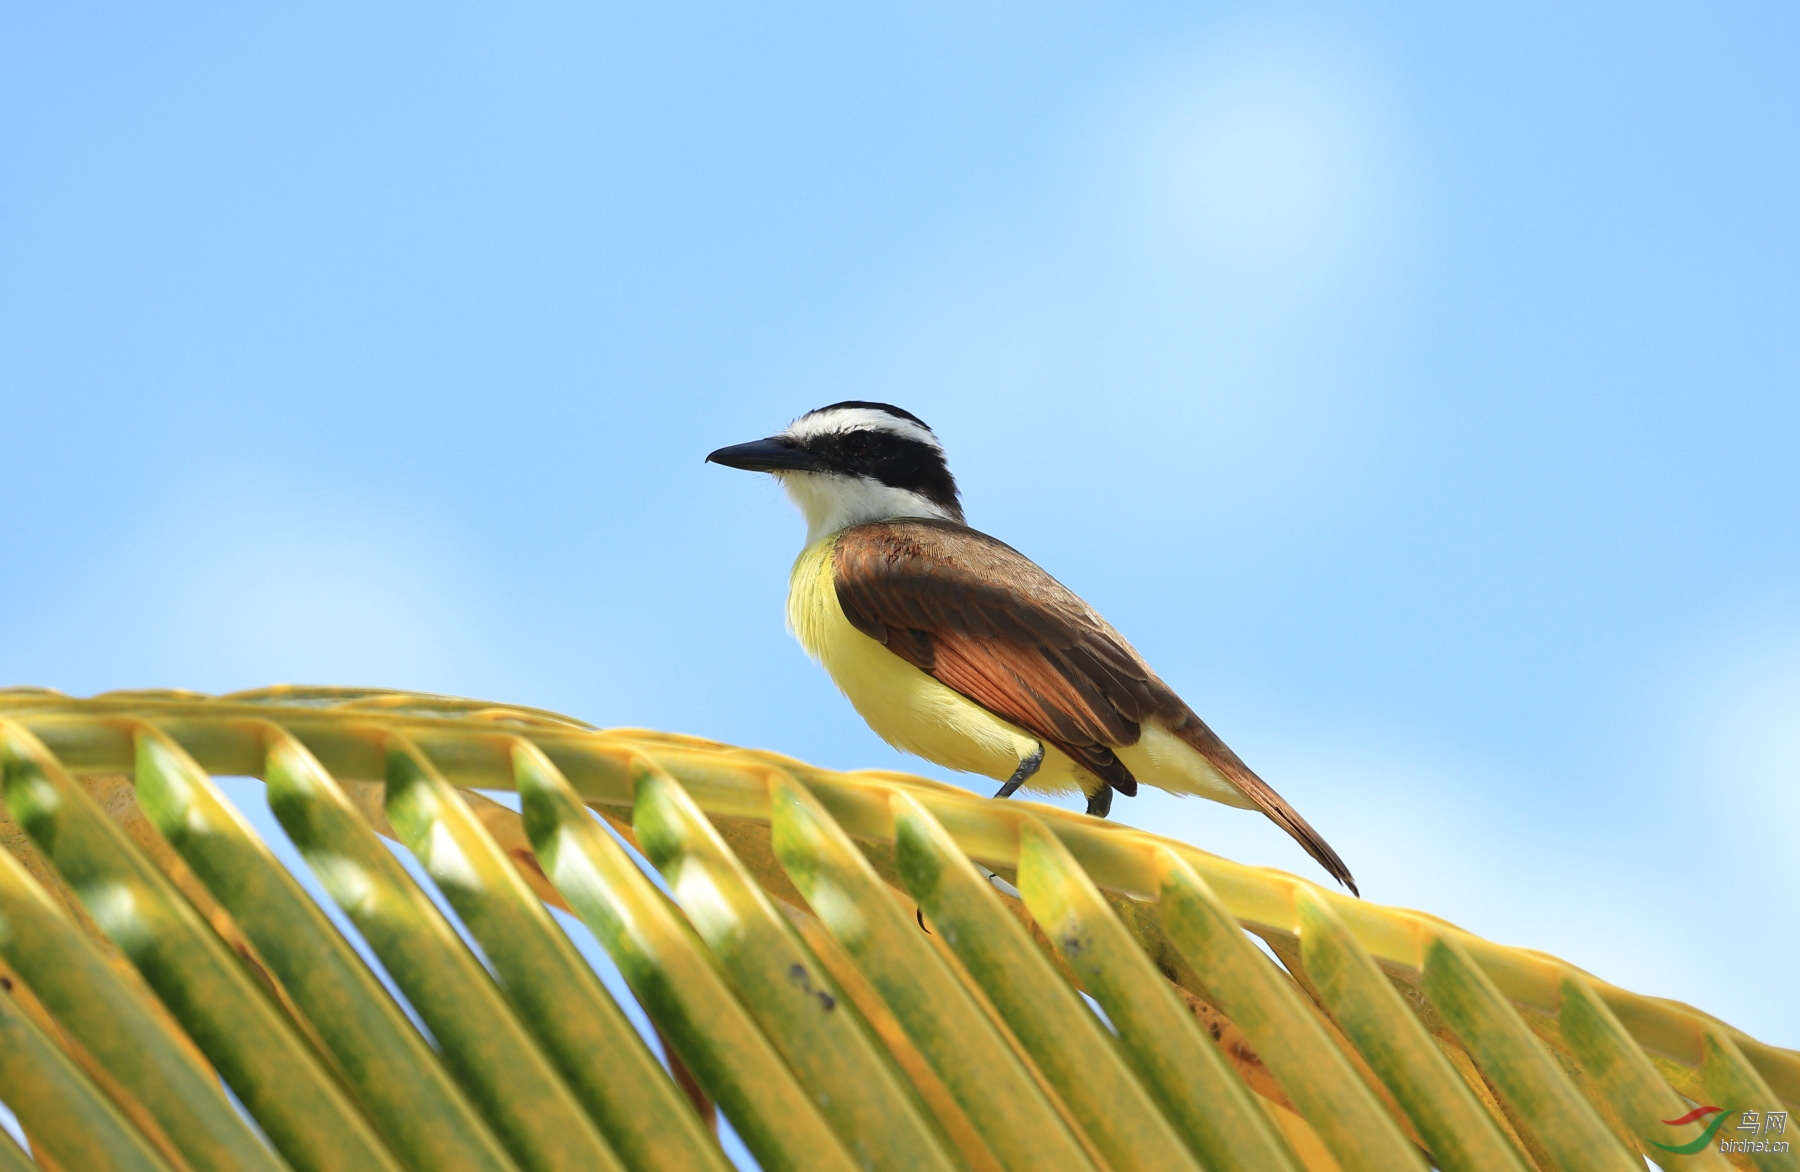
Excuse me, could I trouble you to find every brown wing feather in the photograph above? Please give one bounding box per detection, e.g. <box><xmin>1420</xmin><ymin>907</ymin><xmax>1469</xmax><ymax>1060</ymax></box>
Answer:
<box><xmin>1161</xmin><ymin>710</ymin><xmax>1358</xmax><ymax>895</ymax></box>
<box><xmin>834</xmin><ymin>519</ymin><xmax>1156</xmax><ymax>793</ymax></box>
<box><xmin>833</xmin><ymin>518</ymin><xmax>1358</xmax><ymax>894</ymax></box>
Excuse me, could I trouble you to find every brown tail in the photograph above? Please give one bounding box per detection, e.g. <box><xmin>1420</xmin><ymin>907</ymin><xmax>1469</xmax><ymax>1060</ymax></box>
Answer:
<box><xmin>1165</xmin><ymin>711</ymin><xmax>1359</xmax><ymax>897</ymax></box>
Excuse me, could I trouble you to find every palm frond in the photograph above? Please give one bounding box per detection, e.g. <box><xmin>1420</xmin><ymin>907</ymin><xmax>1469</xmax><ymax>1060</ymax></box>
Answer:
<box><xmin>0</xmin><ymin>686</ymin><xmax>1789</xmax><ymax>1171</ymax></box>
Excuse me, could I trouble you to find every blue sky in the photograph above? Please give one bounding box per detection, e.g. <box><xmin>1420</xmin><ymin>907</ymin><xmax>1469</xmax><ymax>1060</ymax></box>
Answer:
<box><xmin>4</xmin><ymin>0</ymin><xmax>1796</xmax><ymax>1071</ymax></box>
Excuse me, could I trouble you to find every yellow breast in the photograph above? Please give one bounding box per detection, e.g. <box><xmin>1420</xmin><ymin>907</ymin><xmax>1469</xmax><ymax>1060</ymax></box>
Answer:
<box><xmin>786</xmin><ymin>537</ymin><xmax>1090</xmax><ymax>794</ymax></box>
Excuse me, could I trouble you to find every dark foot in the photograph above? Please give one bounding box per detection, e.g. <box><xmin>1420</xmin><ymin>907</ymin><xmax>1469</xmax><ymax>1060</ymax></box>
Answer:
<box><xmin>1084</xmin><ymin>785</ymin><xmax>1114</xmax><ymax>818</ymax></box>
<box><xmin>993</xmin><ymin>744</ymin><xmax>1044</xmax><ymax>799</ymax></box>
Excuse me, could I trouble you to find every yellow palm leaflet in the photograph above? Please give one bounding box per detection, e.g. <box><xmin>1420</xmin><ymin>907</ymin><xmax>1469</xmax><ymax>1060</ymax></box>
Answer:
<box><xmin>0</xmin><ymin>686</ymin><xmax>1789</xmax><ymax>1172</ymax></box>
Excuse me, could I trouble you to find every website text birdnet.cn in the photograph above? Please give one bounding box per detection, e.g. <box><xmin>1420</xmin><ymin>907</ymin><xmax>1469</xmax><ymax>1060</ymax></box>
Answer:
<box><xmin>1719</xmin><ymin>1111</ymin><xmax>1789</xmax><ymax>1156</ymax></box>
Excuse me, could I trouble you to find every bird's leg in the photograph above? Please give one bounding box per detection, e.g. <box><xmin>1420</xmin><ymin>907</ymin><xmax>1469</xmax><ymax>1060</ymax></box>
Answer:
<box><xmin>992</xmin><ymin>743</ymin><xmax>1044</xmax><ymax>800</ymax></box>
<box><xmin>1084</xmin><ymin>784</ymin><xmax>1114</xmax><ymax>819</ymax></box>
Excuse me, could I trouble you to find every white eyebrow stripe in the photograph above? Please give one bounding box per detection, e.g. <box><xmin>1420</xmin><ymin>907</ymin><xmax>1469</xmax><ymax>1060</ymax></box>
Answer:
<box><xmin>783</xmin><ymin>407</ymin><xmax>941</xmax><ymax>451</ymax></box>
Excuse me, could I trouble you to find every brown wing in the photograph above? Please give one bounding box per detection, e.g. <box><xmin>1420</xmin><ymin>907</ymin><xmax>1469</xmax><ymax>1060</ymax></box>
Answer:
<box><xmin>833</xmin><ymin>518</ymin><xmax>1358</xmax><ymax>895</ymax></box>
<box><xmin>833</xmin><ymin>518</ymin><xmax>1160</xmax><ymax>795</ymax></box>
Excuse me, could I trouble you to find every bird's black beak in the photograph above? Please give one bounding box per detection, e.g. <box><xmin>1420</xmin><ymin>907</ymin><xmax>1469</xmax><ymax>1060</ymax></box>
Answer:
<box><xmin>705</xmin><ymin>436</ymin><xmax>827</xmax><ymax>473</ymax></box>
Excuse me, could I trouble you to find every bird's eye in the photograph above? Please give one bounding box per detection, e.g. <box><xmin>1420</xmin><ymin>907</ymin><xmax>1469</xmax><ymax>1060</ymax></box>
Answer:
<box><xmin>842</xmin><ymin>432</ymin><xmax>872</xmax><ymax>455</ymax></box>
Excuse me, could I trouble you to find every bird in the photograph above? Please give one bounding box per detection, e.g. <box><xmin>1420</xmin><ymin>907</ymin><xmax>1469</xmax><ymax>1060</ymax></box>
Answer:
<box><xmin>708</xmin><ymin>401</ymin><xmax>1356</xmax><ymax>894</ymax></box>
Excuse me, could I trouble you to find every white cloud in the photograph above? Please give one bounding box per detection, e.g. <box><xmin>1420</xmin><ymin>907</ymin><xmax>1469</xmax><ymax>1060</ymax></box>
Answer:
<box><xmin>832</xmin><ymin>25</ymin><xmax>1418</xmax><ymax>543</ymax></box>
<box><xmin>149</xmin><ymin>507</ymin><xmax>480</xmax><ymax>686</ymax></box>
<box><xmin>1652</xmin><ymin>619</ymin><xmax>1800</xmax><ymax>905</ymax></box>
<box><xmin>1095</xmin><ymin>33</ymin><xmax>1407</xmax><ymax>293</ymax></box>
<box><xmin>16</xmin><ymin>486</ymin><xmax>502</xmax><ymax>696</ymax></box>
<box><xmin>1687</xmin><ymin>632</ymin><xmax>1800</xmax><ymax>832</ymax></box>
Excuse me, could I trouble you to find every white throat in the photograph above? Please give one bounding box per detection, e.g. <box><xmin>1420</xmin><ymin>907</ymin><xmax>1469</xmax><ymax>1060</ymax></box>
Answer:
<box><xmin>778</xmin><ymin>471</ymin><xmax>956</xmax><ymax>543</ymax></box>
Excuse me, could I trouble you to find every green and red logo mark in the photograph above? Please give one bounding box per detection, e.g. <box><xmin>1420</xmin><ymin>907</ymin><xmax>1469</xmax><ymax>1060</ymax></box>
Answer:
<box><xmin>1649</xmin><ymin>1105</ymin><xmax>1731</xmax><ymax>1155</ymax></box>
<box><xmin>1649</xmin><ymin>1105</ymin><xmax>1791</xmax><ymax>1156</ymax></box>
